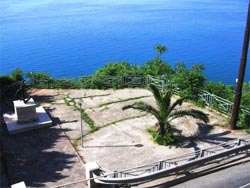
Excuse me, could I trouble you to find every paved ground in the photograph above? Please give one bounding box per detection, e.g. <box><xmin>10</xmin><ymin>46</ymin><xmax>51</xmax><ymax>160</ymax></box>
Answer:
<box><xmin>31</xmin><ymin>89</ymin><xmax>248</xmax><ymax>171</ymax></box>
<box><xmin>0</xmin><ymin>92</ymin><xmax>87</xmax><ymax>188</ymax></box>
<box><xmin>1</xmin><ymin>88</ymin><xmax>248</xmax><ymax>188</ymax></box>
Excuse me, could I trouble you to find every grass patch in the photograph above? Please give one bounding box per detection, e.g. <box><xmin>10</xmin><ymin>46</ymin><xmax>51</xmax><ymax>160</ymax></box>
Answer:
<box><xmin>64</xmin><ymin>96</ymin><xmax>96</xmax><ymax>130</ymax></box>
<box><xmin>100</xmin><ymin>105</ymin><xmax>109</xmax><ymax>112</ymax></box>
<box><xmin>73</xmin><ymin>114</ymin><xmax>148</xmax><ymax>147</ymax></box>
<box><xmin>245</xmin><ymin>128</ymin><xmax>250</xmax><ymax>134</ymax></box>
<box><xmin>102</xmin><ymin>114</ymin><xmax>148</xmax><ymax>127</ymax></box>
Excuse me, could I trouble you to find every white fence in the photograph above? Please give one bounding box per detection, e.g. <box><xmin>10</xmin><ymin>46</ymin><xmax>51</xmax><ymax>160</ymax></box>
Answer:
<box><xmin>86</xmin><ymin>136</ymin><xmax>250</xmax><ymax>187</ymax></box>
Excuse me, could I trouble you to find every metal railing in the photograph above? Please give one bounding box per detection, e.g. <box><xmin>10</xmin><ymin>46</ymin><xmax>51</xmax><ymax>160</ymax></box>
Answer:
<box><xmin>146</xmin><ymin>76</ymin><xmax>250</xmax><ymax>115</ymax></box>
<box><xmin>90</xmin><ymin>136</ymin><xmax>250</xmax><ymax>186</ymax></box>
<box><xmin>199</xmin><ymin>89</ymin><xmax>250</xmax><ymax>115</ymax></box>
<box><xmin>28</xmin><ymin>75</ymin><xmax>250</xmax><ymax>115</ymax></box>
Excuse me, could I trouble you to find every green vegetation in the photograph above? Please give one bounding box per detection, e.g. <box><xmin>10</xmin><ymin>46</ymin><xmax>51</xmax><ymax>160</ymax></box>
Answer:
<box><xmin>122</xmin><ymin>85</ymin><xmax>209</xmax><ymax>145</ymax></box>
<box><xmin>1</xmin><ymin>45</ymin><xmax>249</xmax><ymax>129</ymax></box>
<box><xmin>0</xmin><ymin>68</ymin><xmax>23</xmax><ymax>88</ymax></box>
<box><xmin>204</xmin><ymin>81</ymin><xmax>234</xmax><ymax>101</ymax></box>
<box><xmin>238</xmin><ymin>112</ymin><xmax>250</xmax><ymax>131</ymax></box>
<box><xmin>241</xmin><ymin>82</ymin><xmax>250</xmax><ymax>109</ymax></box>
<box><xmin>102</xmin><ymin>114</ymin><xmax>148</xmax><ymax>127</ymax></box>
<box><xmin>171</xmin><ymin>63</ymin><xmax>206</xmax><ymax>100</ymax></box>
<box><xmin>64</xmin><ymin>96</ymin><xmax>96</xmax><ymax>130</ymax></box>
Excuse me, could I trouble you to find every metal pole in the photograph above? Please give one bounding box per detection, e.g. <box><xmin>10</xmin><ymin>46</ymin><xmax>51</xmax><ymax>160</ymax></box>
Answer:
<box><xmin>78</xmin><ymin>99</ymin><xmax>83</xmax><ymax>147</ymax></box>
<box><xmin>230</xmin><ymin>1</ymin><xmax>250</xmax><ymax>130</ymax></box>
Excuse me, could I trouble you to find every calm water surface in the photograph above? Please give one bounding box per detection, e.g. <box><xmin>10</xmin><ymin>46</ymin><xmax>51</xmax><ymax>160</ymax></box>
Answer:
<box><xmin>0</xmin><ymin>0</ymin><xmax>249</xmax><ymax>84</ymax></box>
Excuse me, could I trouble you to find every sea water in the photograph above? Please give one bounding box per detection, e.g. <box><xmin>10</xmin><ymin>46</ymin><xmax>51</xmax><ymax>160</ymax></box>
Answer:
<box><xmin>0</xmin><ymin>0</ymin><xmax>249</xmax><ymax>84</ymax></box>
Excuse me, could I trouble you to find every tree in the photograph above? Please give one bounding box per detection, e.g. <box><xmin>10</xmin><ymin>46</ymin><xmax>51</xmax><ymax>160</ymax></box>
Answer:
<box><xmin>172</xmin><ymin>63</ymin><xmax>207</xmax><ymax>100</ymax></box>
<box><xmin>154</xmin><ymin>45</ymin><xmax>167</xmax><ymax>58</ymax></box>
<box><xmin>122</xmin><ymin>84</ymin><xmax>209</xmax><ymax>145</ymax></box>
<box><xmin>93</xmin><ymin>62</ymin><xmax>137</xmax><ymax>76</ymax></box>
<box><xmin>241</xmin><ymin>82</ymin><xmax>250</xmax><ymax>109</ymax></box>
<box><xmin>142</xmin><ymin>58</ymin><xmax>173</xmax><ymax>76</ymax></box>
<box><xmin>11</xmin><ymin>68</ymin><xmax>23</xmax><ymax>81</ymax></box>
<box><xmin>205</xmin><ymin>81</ymin><xmax>234</xmax><ymax>101</ymax></box>
<box><xmin>142</xmin><ymin>45</ymin><xmax>173</xmax><ymax>77</ymax></box>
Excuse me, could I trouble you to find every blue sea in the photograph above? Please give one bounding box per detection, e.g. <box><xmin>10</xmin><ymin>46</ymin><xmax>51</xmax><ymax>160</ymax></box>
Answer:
<box><xmin>0</xmin><ymin>0</ymin><xmax>249</xmax><ymax>85</ymax></box>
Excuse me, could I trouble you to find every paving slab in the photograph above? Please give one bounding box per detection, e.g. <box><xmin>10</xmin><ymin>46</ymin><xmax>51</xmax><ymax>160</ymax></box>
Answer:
<box><xmin>0</xmin><ymin>120</ymin><xmax>87</xmax><ymax>188</ymax></box>
<box><xmin>19</xmin><ymin>88</ymin><xmax>248</xmax><ymax>187</ymax></box>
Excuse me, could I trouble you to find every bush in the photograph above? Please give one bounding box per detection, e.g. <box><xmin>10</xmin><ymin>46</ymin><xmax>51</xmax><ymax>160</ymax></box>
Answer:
<box><xmin>241</xmin><ymin>82</ymin><xmax>250</xmax><ymax>109</ymax></box>
<box><xmin>78</xmin><ymin>76</ymin><xmax>94</xmax><ymax>89</ymax></box>
<box><xmin>148</xmin><ymin>128</ymin><xmax>177</xmax><ymax>145</ymax></box>
<box><xmin>196</xmin><ymin>99</ymin><xmax>206</xmax><ymax>108</ymax></box>
<box><xmin>205</xmin><ymin>81</ymin><xmax>234</xmax><ymax>101</ymax></box>
<box><xmin>94</xmin><ymin>62</ymin><xmax>137</xmax><ymax>77</ymax></box>
<box><xmin>142</xmin><ymin>58</ymin><xmax>173</xmax><ymax>77</ymax></box>
<box><xmin>53</xmin><ymin>78</ymin><xmax>78</xmax><ymax>89</ymax></box>
<box><xmin>11</xmin><ymin>68</ymin><xmax>23</xmax><ymax>81</ymax></box>
<box><xmin>27</xmin><ymin>72</ymin><xmax>53</xmax><ymax>88</ymax></box>
<box><xmin>238</xmin><ymin>112</ymin><xmax>250</xmax><ymax>131</ymax></box>
<box><xmin>172</xmin><ymin>63</ymin><xmax>206</xmax><ymax>100</ymax></box>
<box><xmin>0</xmin><ymin>75</ymin><xmax>15</xmax><ymax>88</ymax></box>
<box><xmin>0</xmin><ymin>68</ymin><xmax>24</xmax><ymax>88</ymax></box>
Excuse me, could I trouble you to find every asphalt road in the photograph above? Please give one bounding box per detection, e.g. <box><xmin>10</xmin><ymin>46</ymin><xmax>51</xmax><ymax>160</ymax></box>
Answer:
<box><xmin>171</xmin><ymin>160</ymin><xmax>250</xmax><ymax>188</ymax></box>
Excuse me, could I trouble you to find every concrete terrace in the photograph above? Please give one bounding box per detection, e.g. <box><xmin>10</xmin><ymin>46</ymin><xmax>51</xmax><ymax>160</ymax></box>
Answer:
<box><xmin>0</xmin><ymin>88</ymin><xmax>248</xmax><ymax>187</ymax></box>
<box><xmin>0</xmin><ymin>91</ymin><xmax>87</xmax><ymax>188</ymax></box>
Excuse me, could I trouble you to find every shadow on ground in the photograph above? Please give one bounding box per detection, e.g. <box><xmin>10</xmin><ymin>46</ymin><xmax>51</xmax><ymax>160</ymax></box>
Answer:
<box><xmin>32</xmin><ymin>93</ymin><xmax>58</xmax><ymax>104</ymax></box>
<box><xmin>0</xmin><ymin>96</ymin><xmax>85</xmax><ymax>187</ymax></box>
<box><xmin>176</xmin><ymin>123</ymin><xmax>234</xmax><ymax>153</ymax></box>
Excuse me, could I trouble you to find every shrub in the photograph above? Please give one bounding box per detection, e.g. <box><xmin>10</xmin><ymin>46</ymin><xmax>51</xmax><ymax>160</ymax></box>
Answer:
<box><xmin>205</xmin><ymin>81</ymin><xmax>234</xmax><ymax>101</ymax></box>
<box><xmin>26</xmin><ymin>72</ymin><xmax>53</xmax><ymax>88</ymax></box>
<box><xmin>0</xmin><ymin>75</ymin><xmax>15</xmax><ymax>88</ymax></box>
<box><xmin>238</xmin><ymin>112</ymin><xmax>250</xmax><ymax>131</ymax></box>
<box><xmin>172</xmin><ymin>63</ymin><xmax>206</xmax><ymax>100</ymax></box>
<box><xmin>148</xmin><ymin>128</ymin><xmax>177</xmax><ymax>145</ymax></box>
<box><xmin>11</xmin><ymin>68</ymin><xmax>23</xmax><ymax>81</ymax></box>
<box><xmin>142</xmin><ymin>58</ymin><xmax>173</xmax><ymax>77</ymax></box>
<box><xmin>241</xmin><ymin>82</ymin><xmax>250</xmax><ymax>109</ymax></box>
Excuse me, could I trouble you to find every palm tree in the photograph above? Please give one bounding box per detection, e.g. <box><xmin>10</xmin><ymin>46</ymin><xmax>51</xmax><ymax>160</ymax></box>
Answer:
<box><xmin>122</xmin><ymin>84</ymin><xmax>209</xmax><ymax>145</ymax></box>
<box><xmin>154</xmin><ymin>45</ymin><xmax>167</xmax><ymax>58</ymax></box>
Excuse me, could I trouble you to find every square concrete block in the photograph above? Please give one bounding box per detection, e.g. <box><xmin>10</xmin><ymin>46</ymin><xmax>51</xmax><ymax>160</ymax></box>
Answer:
<box><xmin>13</xmin><ymin>98</ymin><xmax>37</xmax><ymax>123</ymax></box>
<box><xmin>11</xmin><ymin>181</ymin><xmax>26</xmax><ymax>188</ymax></box>
<box><xmin>4</xmin><ymin>106</ymin><xmax>52</xmax><ymax>135</ymax></box>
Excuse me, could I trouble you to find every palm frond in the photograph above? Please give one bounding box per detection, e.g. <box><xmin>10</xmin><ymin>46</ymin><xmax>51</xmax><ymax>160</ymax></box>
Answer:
<box><xmin>169</xmin><ymin>109</ymin><xmax>209</xmax><ymax>124</ymax></box>
<box><xmin>162</xmin><ymin>90</ymin><xmax>172</xmax><ymax>111</ymax></box>
<box><xmin>122</xmin><ymin>101</ymin><xmax>161</xmax><ymax>120</ymax></box>
<box><xmin>168</xmin><ymin>98</ymin><xmax>183</xmax><ymax>114</ymax></box>
<box><xmin>149</xmin><ymin>84</ymin><xmax>162</xmax><ymax>108</ymax></box>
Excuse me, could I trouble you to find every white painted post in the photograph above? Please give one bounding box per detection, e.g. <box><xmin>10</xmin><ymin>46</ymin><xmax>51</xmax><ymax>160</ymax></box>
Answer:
<box><xmin>85</xmin><ymin>162</ymin><xmax>101</xmax><ymax>188</ymax></box>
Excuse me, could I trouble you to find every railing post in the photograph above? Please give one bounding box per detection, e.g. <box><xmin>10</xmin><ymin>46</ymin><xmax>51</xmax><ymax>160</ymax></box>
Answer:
<box><xmin>159</xmin><ymin>161</ymin><xmax>163</xmax><ymax>170</ymax></box>
<box><xmin>114</xmin><ymin>171</ymin><xmax>118</xmax><ymax>178</ymax></box>
<box><xmin>237</xmin><ymin>139</ymin><xmax>242</xmax><ymax>146</ymax></box>
<box><xmin>199</xmin><ymin>150</ymin><xmax>205</xmax><ymax>158</ymax></box>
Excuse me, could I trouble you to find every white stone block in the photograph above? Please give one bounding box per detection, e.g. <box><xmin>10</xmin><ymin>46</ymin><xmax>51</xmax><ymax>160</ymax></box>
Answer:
<box><xmin>4</xmin><ymin>106</ymin><xmax>52</xmax><ymax>135</ymax></box>
<box><xmin>11</xmin><ymin>181</ymin><xmax>26</xmax><ymax>188</ymax></box>
<box><xmin>13</xmin><ymin>98</ymin><xmax>37</xmax><ymax>123</ymax></box>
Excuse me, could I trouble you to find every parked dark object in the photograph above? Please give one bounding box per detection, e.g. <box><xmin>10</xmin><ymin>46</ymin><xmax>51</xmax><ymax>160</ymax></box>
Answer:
<box><xmin>15</xmin><ymin>80</ymin><xmax>31</xmax><ymax>103</ymax></box>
